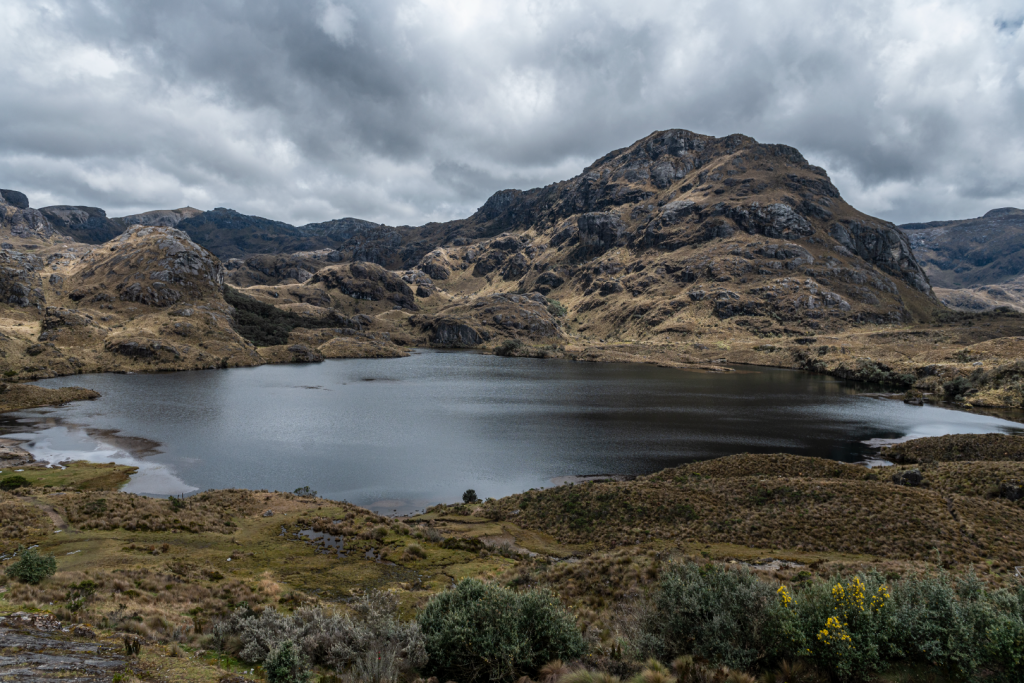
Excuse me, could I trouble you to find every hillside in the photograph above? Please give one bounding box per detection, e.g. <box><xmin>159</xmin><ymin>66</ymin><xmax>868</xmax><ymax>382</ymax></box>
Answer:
<box><xmin>11</xmin><ymin>129</ymin><xmax>1024</xmax><ymax>407</ymax></box>
<box><xmin>900</xmin><ymin>207</ymin><xmax>1024</xmax><ymax>311</ymax></box>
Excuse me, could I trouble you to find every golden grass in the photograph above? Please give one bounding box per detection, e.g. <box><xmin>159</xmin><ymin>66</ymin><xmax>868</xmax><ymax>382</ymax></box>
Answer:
<box><xmin>480</xmin><ymin>453</ymin><xmax>1024</xmax><ymax>577</ymax></box>
<box><xmin>885</xmin><ymin>433</ymin><xmax>1024</xmax><ymax>463</ymax></box>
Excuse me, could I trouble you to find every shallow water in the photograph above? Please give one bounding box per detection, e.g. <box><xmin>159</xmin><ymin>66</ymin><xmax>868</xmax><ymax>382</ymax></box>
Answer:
<box><xmin>6</xmin><ymin>350</ymin><xmax>1024</xmax><ymax>514</ymax></box>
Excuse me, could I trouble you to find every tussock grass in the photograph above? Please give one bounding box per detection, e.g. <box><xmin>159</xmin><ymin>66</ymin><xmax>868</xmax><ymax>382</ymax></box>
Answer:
<box><xmin>0</xmin><ymin>494</ymin><xmax>50</xmax><ymax>539</ymax></box>
<box><xmin>55</xmin><ymin>489</ymin><xmax>274</xmax><ymax>533</ymax></box>
<box><xmin>481</xmin><ymin>453</ymin><xmax>1024</xmax><ymax>572</ymax></box>
<box><xmin>886</xmin><ymin>433</ymin><xmax>1024</xmax><ymax>463</ymax></box>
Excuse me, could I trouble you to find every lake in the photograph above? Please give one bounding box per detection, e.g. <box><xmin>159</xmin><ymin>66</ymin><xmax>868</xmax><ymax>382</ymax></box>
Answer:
<box><xmin>5</xmin><ymin>350</ymin><xmax>1024</xmax><ymax>514</ymax></box>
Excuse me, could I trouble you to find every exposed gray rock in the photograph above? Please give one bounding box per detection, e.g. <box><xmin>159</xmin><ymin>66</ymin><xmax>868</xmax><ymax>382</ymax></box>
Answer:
<box><xmin>287</xmin><ymin>344</ymin><xmax>324</xmax><ymax>363</ymax></box>
<box><xmin>432</xmin><ymin>319</ymin><xmax>483</xmax><ymax>347</ymax></box>
<box><xmin>0</xmin><ymin>190</ymin><xmax>29</xmax><ymax>210</ymax></box>
<box><xmin>892</xmin><ymin>469</ymin><xmax>923</xmax><ymax>487</ymax></box>
<box><xmin>577</xmin><ymin>212</ymin><xmax>627</xmax><ymax>251</ymax></box>
<box><xmin>830</xmin><ymin>220</ymin><xmax>932</xmax><ymax>293</ymax></box>
<box><xmin>417</xmin><ymin>248</ymin><xmax>452</xmax><ymax>280</ymax></box>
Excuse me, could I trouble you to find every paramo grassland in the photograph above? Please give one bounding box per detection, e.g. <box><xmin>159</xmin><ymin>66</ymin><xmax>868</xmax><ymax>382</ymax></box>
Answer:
<box><xmin>0</xmin><ymin>427</ymin><xmax>1023</xmax><ymax>681</ymax></box>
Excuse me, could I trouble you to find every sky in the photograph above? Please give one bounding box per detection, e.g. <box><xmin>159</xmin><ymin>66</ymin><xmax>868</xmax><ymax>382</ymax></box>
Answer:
<box><xmin>2</xmin><ymin>1</ymin><xmax>1023</xmax><ymax>227</ymax></box>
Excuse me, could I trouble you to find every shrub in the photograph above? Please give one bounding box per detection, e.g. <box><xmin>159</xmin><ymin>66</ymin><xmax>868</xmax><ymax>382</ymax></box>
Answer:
<box><xmin>417</xmin><ymin>578</ymin><xmax>587</xmax><ymax>683</ymax></box>
<box><xmin>294</xmin><ymin>486</ymin><xmax>317</xmax><ymax>498</ymax></box>
<box><xmin>779</xmin><ymin>574</ymin><xmax>898</xmax><ymax>681</ymax></box>
<box><xmin>463</xmin><ymin>489</ymin><xmax>478</xmax><ymax>504</ymax></box>
<box><xmin>547</xmin><ymin>299</ymin><xmax>568</xmax><ymax>318</ymax></box>
<box><xmin>264</xmin><ymin>640</ymin><xmax>310</xmax><ymax>683</ymax></box>
<box><xmin>5</xmin><ymin>545</ymin><xmax>57</xmax><ymax>584</ymax></box>
<box><xmin>637</xmin><ymin>563</ymin><xmax>786</xmax><ymax>673</ymax></box>
<box><xmin>887</xmin><ymin>572</ymin><xmax>999</xmax><ymax>681</ymax></box>
<box><xmin>495</xmin><ymin>339</ymin><xmax>524</xmax><ymax>357</ymax></box>
<box><xmin>0</xmin><ymin>475</ymin><xmax>30</xmax><ymax>491</ymax></box>
<box><xmin>211</xmin><ymin>590</ymin><xmax>425</xmax><ymax>673</ymax></box>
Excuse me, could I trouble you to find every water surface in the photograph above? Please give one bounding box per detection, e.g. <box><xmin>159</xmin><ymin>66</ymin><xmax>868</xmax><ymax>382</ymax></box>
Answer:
<box><xmin>7</xmin><ymin>350</ymin><xmax>1023</xmax><ymax>513</ymax></box>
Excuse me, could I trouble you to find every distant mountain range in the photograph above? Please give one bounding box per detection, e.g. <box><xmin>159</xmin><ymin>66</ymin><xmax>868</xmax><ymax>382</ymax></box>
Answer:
<box><xmin>899</xmin><ymin>207</ymin><xmax>1024</xmax><ymax>311</ymax></box>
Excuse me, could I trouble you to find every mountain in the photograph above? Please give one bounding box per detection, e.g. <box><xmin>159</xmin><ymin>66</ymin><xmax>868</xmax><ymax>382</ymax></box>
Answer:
<box><xmin>1</xmin><ymin>128</ymin><xmax>968</xmax><ymax>390</ymax></box>
<box><xmin>900</xmin><ymin>208</ymin><xmax>1024</xmax><ymax>311</ymax></box>
<box><xmin>408</xmin><ymin>129</ymin><xmax>938</xmax><ymax>338</ymax></box>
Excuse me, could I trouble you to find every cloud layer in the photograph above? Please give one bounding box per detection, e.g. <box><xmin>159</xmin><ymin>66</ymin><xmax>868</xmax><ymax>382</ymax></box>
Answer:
<box><xmin>2</xmin><ymin>0</ymin><xmax>1022</xmax><ymax>226</ymax></box>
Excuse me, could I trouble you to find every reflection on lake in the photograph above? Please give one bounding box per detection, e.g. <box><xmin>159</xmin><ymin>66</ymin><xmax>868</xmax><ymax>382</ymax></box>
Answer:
<box><xmin>6</xmin><ymin>350</ymin><xmax>1023</xmax><ymax>514</ymax></box>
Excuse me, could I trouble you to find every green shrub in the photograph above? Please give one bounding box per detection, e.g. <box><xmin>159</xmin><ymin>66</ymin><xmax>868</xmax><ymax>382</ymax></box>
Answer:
<box><xmin>462</xmin><ymin>489</ymin><xmax>478</xmax><ymax>504</ymax></box>
<box><xmin>888</xmin><ymin>572</ymin><xmax>1002</xmax><ymax>681</ymax></box>
<box><xmin>264</xmin><ymin>640</ymin><xmax>310</xmax><ymax>683</ymax></box>
<box><xmin>547</xmin><ymin>299</ymin><xmax>568</xmax><ymax>317</ymax></box>
<box><xmin>638</xmin><ymin>562</ymin><xmax>786</xmax><ymax>673</ymax></box>
<box><xmin>5</xmin><ymin>545</ymin><xmax>57</xmax><ymax>584</ymax></box>
<box><xmin>0</xmin><ymin>475</ymin><xmax>30</xmax><ymax>491</ymax></box>
<box><xmin>779</xmin><ymin>573</ymin><xmax>899</xmax><ymax>681</ymax></box>
<box><xmin>418</xmin><ymin>578</ymin><xmax>587</xmax><ymax>683</ymax></box>
<box><xmin>495</xmin><ymin>339</ymin><xmax>524</xmax><ymax>357</ymax></box>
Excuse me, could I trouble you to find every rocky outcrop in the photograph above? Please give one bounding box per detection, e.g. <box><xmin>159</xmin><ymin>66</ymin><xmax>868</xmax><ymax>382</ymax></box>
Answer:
<box><xmin>113</xmin><ymin>207</ymin><xmax>201</xmax><ymax>229</ymax></box>
<box><xmin>73</xmin><ymin>225</ymin><xmax>224</xmax><ymax>308</ymax></box>
<box><xmin>39</xmin><ymin>205</ymin><xmax>123</xmax><ymax>243</ymax></box>
<box><xmin>309</xmin><ymin>261</ymin><xmax>417</xmax><ymax>310</ymax></box>
<box><xmin>900</xmin><ymin>207</ymin><xmax>1024</xmax><ymax>297</ymax></box>
<box><xmin>417</xmin><ymin>248</ymin><xmax>453</xmax><ymax>280</ymax></box>
<box><xmin>430</xmin><ymin>319</ymin><xmax>484</xmax><ymax>347</ymax></box>
<box><xmin>0</xmin><ymin>250</ymin><xmax>45</xmax><ymax>308</ymax></box>
<box><xmin>829</xmin><ymin>220</ymin><xmax>930</xmax><ymax>292</ymax></box>
<box><xmin>0</xmin><ymin>190</ymin><xmax>29</xmax><ymax>210</ymax></box>
<box><xmin>577</xmin><ymin>212</ymin><xmax>627</xmax><ymax>252</ymax></box>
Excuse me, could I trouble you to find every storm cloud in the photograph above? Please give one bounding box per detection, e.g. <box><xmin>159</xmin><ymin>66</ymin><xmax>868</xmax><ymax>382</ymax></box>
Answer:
<box><xmin>2</xmin><ymin>0</ymin><xmax>1023</xmax><ymax>226</ymax></box>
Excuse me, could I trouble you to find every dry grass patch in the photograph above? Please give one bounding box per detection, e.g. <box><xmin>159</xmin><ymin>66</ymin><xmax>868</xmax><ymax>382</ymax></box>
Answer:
<box><xmin>55</xmin><ymin>491</ymin><xmax>250</xmax><ymax>533</ymax></box>
<box><xmin>886</xmin><ymin>433</ymin><xmax>1024</xmax><ymax>463</ymax></box>
<box><xmin>481</xmin><ymin>453</ymin><xmax>1024</xmax><ymax>572</ymax></box>
<box><xmin>0</xmin><ymin>494</ymin><xmax>50</xmax><ymax>540</ymax></box>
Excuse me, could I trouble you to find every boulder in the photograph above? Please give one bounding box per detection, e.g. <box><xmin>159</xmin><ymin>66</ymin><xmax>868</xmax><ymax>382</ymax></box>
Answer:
<box><xmin>891</xmin><ymin>469</ymin><xmax>923</xmax><ymax>487</ymax></box>
<box><xmin>431</xmin><ymin>319</ymin><xmax>483</xmax><ymax>347</ymax></box>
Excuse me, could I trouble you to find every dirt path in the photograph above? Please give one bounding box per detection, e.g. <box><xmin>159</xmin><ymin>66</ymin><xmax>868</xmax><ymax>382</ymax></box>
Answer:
<box><xmin>15</xmin><ymin>497</ymin><xmax>69</xmax><ymax>533</ymax></box>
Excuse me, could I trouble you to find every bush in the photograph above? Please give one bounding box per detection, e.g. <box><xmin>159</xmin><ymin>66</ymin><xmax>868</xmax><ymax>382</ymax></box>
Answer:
<box><xmin>0</xmin><ymin>475</ymin><xmax>29</xmax><ymax>491</ymax></box>
<box><xmin>294</xmin><ymin>486</ymin><xmax>317</xmax><ymax>498</ymax></box>
<box><xmin>495</xmin><ymin>339</ymin><xmax>524</xmax><ymax>357</ymax></box>
<box><xmin>637</xmin><ymin>563</ymin><xmax>786</xmax><ymax>673</ymax></box>
<box><xmin>463</xmin><ymin>489</ymin><xmax>478</xmax><ymax>504</ymax></box>
<box><xmin>211</xmin><ymin>590</ymin><xmax>425</xmax><ymax>673</ymax></box>
<box><xmin>779</xmin><ymin>574</ymin><xmax>898</xmax><ymax>681</ymax></box>
<box><xmin>547</xmin><ymin>299</ymin><xmax>568</xmax><ymax>318</ymax></box>
<box><xmin>417</xmin><ymin>578</ymin><xmax>587</xmax><ymax>683</ymax></box>
<box><xmin>5</xmin><ymin>545</ymin><xmax>57</xmax><ymax>584</ymax></box>
<box><xmin>264</xmin><ymin>640</ymin><xmax>310</xmax><ymax>683</ymax></box>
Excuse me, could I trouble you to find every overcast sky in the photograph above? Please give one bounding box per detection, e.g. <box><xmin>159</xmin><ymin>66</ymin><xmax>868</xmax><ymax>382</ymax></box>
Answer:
<box><xmin>2</xmin><ymin>1</ymin><xmax>1023</xmax><ymax>227</ymax></box>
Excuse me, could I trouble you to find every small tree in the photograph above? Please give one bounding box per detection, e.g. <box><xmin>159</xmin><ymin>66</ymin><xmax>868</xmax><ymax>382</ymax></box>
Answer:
<box><xmin>462</xmin><ymin>489</ymin><xmax>478</xmax><ymax>504</ymax></box>
<box><xmin>6</xmin><ymin>545</ymin><xmax>57</xmax><ymax>584</ymax></box>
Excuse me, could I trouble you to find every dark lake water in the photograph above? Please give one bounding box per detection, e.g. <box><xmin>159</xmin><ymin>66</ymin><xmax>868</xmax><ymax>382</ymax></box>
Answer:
<box><xmin>6</xmin><ymin>350</ymin><xmax>1024</xmax><ymax>514</ymax></box>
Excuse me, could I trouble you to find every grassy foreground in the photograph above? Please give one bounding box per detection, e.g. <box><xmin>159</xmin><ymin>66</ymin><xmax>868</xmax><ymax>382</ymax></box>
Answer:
<box><xmin>0</xmin><ymin>442</ymin><xmax>1023</xmax><ymax>681</ymax></box>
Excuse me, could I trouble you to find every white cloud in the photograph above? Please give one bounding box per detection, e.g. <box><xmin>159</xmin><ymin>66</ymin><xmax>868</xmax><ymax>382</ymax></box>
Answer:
<box><xmin>0</xmin><ymin>0</ymin><xmax>1022</xmax><ymax>226</ymax></box>
<box><xmin>318</xmin><ymin>1</ymin><xmax>356</xmax><ymax>46</ymax></box>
